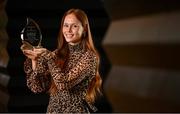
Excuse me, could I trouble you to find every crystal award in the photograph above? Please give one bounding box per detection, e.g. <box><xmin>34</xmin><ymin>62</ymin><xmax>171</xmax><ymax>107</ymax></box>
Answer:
<box><xmin>20</xmin><ymin>18</ymin><xmax>42</xmax><ymax>50</ymax></box>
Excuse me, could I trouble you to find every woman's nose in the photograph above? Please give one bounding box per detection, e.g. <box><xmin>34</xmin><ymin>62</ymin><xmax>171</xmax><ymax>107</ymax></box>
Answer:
<box><xmin>68</xmin><ymin>26</ymin><xmax>72</xmax><ymax>32</ymax></box>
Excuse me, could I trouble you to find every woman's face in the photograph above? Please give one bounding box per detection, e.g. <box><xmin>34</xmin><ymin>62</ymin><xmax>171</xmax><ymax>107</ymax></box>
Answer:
<box><xmin>63</xmin><ymin>13</ymin><xmax>84</xmax><ymax>45</ymax></box>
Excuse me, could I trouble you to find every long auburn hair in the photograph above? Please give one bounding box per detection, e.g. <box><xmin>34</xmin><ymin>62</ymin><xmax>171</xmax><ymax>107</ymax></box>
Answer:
<box><xmin>49</xmin><ymin>8</ymin><xmax>102</xmax><ymax>103</ymax></box>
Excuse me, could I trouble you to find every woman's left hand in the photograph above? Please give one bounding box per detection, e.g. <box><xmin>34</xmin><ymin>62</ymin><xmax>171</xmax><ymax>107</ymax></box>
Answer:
<box><xmin>33</xmin><ymin>48</ymin><xmax>48</xmax><ymax>55</ymax></box>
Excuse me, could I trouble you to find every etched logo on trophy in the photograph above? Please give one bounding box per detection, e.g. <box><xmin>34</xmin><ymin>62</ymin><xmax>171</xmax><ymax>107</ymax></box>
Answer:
<box><xmin>20</xmin><ymin>18</ymin><xmax>42</xmax><ymax>50</ymax></box>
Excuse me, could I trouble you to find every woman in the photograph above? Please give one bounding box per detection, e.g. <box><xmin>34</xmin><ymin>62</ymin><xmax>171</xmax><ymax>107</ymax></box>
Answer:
<box><xmin>22</xmin><ymin>8</ymin><xmax>102</xmax><ymax>113</ymax></box>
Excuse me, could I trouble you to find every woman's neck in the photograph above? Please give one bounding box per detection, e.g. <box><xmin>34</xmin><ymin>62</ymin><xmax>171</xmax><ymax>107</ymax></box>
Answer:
<box><xmin>68</xmin><ymin>40</ymin><xmax>81</xmax><ymax>45</ymax></box>
<box><xmin>68</xmin><ymin>41</ymin><xmax>84</xmax><ymax>53</ymax></box>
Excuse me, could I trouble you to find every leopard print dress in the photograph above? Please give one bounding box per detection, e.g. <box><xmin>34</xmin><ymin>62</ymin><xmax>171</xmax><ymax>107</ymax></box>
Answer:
<box><xmin>24</xmin><ymin>43</ymin><xmax>98</xmax><ymax>113</ymax></box>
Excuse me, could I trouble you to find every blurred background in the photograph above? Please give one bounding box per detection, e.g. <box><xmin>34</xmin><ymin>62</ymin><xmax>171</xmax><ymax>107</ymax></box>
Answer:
<box><xmin>0</xmin><ymin>0</ymin><xmax>180</xmax><ymax>113</ymax></box>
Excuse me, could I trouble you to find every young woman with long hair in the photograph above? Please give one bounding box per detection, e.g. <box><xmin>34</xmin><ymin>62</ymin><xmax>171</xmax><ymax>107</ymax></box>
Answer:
<box><xmin>22</xmin><ymin>8</ymin><xmax>102</xmax><ymax>113</ymax></box>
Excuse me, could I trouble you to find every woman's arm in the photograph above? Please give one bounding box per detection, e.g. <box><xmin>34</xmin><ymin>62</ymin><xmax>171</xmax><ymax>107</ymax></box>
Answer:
<box><xmin>43</xmin><ymin>50</ymin><xmax>97</xmax><ymax>90</ymax></box>
<box><xmin>24</xmin><ymin>57</ymin><xmax>51</xmax><ymax>93</ymax></box>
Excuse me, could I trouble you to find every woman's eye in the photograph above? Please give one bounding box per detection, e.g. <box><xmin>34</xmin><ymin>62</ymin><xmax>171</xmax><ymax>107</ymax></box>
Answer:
<box><xmin>63</xmin><ymin>24</ymin><xmax>68</xmax><ymax>27</ymax></box>
<box><xmin>73</xmin><ymin>25</ymin><xmax>78</xmax><ymax>28</ymax></box>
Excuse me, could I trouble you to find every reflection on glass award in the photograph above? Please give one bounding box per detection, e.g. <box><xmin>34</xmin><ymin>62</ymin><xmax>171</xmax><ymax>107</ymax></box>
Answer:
<box><xmin>20</xmin><ymin>18</ymin><xmax>42</xmax><ymax>50</ymax></box>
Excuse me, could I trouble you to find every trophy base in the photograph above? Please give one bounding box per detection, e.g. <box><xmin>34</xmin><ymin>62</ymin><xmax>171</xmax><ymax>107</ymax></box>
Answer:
<box><xmin>20</xmin><ymin>41</ymin><xmax>33</xmax><ymax>50</ymax></box>
<box><xmin>20</xmin><ymin>41</ymin><xmax>42</xmax><ymax>50</ymax></box>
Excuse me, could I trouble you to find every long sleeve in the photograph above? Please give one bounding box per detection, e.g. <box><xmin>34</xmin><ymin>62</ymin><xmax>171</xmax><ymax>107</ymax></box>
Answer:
<box><xmin>44</xmin><ymin>50</ymin><xmax>97</xmax><ymax>90</ymax></box>
<box><xmin>24</xmin><ymin>57</ymin><xmax>51</xmax><ymax>93</ymax></box>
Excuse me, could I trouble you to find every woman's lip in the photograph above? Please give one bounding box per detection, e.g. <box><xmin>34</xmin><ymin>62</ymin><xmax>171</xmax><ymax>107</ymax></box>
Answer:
<box><xmin>66</xmin><ymin>34</ymin><xmax>73</xmax><ymax>37</ymax></box>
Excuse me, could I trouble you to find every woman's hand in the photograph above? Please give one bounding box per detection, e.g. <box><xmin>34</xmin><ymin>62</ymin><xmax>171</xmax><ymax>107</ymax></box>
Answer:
<box><xmin>22</xmin><ymin>48</ymin><xmax>47</xmax><ymax>60</ymax></box>
<box><xmin>21</xmin><ymin>45</ymin><xmax>49</xmax><ymax>70</ymax></box>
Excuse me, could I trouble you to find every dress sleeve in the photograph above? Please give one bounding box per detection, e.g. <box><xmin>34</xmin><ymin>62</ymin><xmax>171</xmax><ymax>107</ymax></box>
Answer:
<box><xmin>44</xmin><ymin>51</ymin><xmax>97</xmax><ymax>90</ymax></box>
<box><xmin>24</xmin><ymin>57</ymin><xmax>51</xmax><ymax>93</ymax></box>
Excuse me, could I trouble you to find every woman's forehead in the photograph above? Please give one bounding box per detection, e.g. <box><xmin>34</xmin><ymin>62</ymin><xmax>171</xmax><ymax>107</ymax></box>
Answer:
<box><xmin>64</xmin><ymin>14</ymin><xmax>81</xmax><ymax>23</ymax></box>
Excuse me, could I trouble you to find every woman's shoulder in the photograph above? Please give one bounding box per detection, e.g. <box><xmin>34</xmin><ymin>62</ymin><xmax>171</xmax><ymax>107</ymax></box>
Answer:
<box><xmin>84</xmin><ymin>49</ymin><xmax>97</xmax><ymax>60</ymax></box>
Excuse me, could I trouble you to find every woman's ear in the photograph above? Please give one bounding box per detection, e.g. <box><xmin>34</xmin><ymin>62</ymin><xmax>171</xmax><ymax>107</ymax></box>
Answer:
<box><xmin>82</xmin><ymin>31</ymin><xmax>86</xmax><ymax>38</ymax></box>
<box><xmin>84</xmin><ymin>25</ymin><xmax>88</xmax><ymax>36</ymax></box>
<box><xmin>83</xmin><ymin>24</ymin><xmax>88</xmax><ymax>32</ymax></box>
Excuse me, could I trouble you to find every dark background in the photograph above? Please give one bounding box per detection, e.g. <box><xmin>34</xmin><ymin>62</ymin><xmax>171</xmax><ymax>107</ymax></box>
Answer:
<box><xmin>0</xmin><ymin>0</ymin><xmax>180</xmax><ymax>113</ymax></box>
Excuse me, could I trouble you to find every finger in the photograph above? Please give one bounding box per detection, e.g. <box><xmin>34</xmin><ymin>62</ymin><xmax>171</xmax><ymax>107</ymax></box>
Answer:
<box><xmin>34</xmin><ymin>48</ymin><xmax>47</xmax><ymax>52</ymax></box>
<box><xmin>23</xmin><ymin>50</ymin><xmax>34</xmax><ymax>54</ymax></box>
<box><xmin>23</xmin><ymin>51</ymin><xmax>39</xmax><ymax>59</ymax></box>
<box><xmin>23</xmin><ymin>51</ymin><xmax>33</xmax><ymax>57</ymax></box>
<box><xmin>24</xmin><ymin>52</ymin><xmax>37</xmax><ymax>60</ymax></box>
<box><xmin>34</xmin><ymin>49</ymin><xmax>47</xmax><ymax>55</ymax></box>
<box><xmin>23</xmin><ymin>53</ymin><xmax>33</xmax><ymax>59</ymax></box>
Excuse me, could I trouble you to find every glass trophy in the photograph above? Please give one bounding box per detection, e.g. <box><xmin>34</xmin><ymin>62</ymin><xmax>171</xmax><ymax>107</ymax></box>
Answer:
<box><xmin>20</xmin><ymin>18</ymin><xmax>42</xmax><ymax>50</ymax></box>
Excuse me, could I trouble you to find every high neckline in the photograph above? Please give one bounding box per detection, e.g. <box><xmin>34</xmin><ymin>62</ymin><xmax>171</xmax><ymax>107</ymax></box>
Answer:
<box><xmin>68</xmin><ymin>42</ymin><xmax>84</xmax><ymax>53</ymax></box>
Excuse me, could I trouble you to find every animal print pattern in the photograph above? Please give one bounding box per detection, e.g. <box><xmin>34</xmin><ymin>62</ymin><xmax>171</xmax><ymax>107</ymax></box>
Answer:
<box><xmin>24</xmin><ymin>43</ymin><xmax>98</xmax><ymax>113</ymax></box>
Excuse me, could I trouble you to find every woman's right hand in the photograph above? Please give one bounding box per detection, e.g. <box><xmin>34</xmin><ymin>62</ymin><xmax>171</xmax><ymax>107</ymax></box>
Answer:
<box><xmin>21</xmin><ymin>48</ymin><xmax>47</xmax><ymax>61</ymax></box>
<box><xmin>22</xmin><ymin>49</ymin><xmax>39</xmax><ymax>60</ymax></box>
<box><xmin>22</xmin><ymin>48</ymin><xmax>47</xmax><ymax>70</ymax></box>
